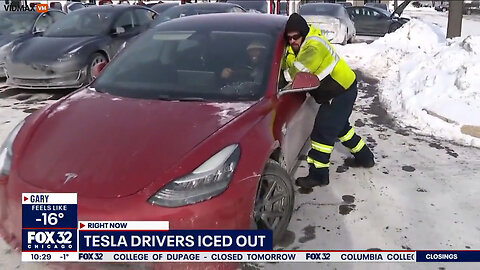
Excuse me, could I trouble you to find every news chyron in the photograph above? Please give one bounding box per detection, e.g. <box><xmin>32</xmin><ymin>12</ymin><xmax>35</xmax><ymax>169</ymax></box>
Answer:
<box><xmin>21</xmin><ymin>193</ymin><xmax>479</xmax><ymax>263</ymax></box>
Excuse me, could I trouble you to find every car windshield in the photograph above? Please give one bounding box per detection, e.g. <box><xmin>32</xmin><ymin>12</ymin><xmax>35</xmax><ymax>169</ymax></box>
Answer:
<box><xmin>299</xmin><ymin>4</ymin><xmax>342</xmax><ymax>17</ymax></box>
<box><xmin>155</xmin><ymin>5</ymin><xmax>234</xmax><ymax>23</ymax></box>
<box><xmin>229</xmin><ymin>1</ymin><xmax>267</xmax><ymax>13</ymax></box>
<box><xmin>0</xmin><ymin>12</ymin><xmax>38</xmax><ymax>35</ymax></box>
<box><xmin>44</xmin><ymin>10</ymin><xmax>114</xmax><ymax>37</ymax></box>
<box><xmin>93</xmin><ymin>29</ymin><xmax>274</xmax><ymax>101</ymax></box>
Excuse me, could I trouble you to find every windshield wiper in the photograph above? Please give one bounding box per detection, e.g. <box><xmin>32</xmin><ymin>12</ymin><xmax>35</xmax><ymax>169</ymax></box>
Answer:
<box><xmin>176</xmin><ymin>97</ymin><xmax>206</xmax><ymax>101</ymax></box>
<box><xmin>157</xmin><ymin>95</ymin><xmax>206</xmax><ymax>102</ymax></box>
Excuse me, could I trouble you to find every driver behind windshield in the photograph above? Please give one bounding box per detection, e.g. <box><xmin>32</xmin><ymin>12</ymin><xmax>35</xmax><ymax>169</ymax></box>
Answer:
<box><xmin>220</xmin><ymin>40</ymin><xmax>267</xmax><ymax>84</ymax></box>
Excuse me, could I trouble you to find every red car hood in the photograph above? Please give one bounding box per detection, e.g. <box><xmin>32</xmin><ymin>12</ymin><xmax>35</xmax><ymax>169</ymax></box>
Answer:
<box><xmin>17</xmin><ymin>89</ymin><xmax>254</xmax><ymax>198</ymax></box>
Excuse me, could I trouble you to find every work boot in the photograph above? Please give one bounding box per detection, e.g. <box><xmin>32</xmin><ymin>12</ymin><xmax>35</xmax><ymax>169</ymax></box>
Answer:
<box><xmin>346</xmin><ymin>146</ymin><xmax>375</xmax><ymax>168</ymax></box>
<box><xmin>295</xmin><ymin>174</ymin><xmax>329</xmax><ymax>188</ymax></box>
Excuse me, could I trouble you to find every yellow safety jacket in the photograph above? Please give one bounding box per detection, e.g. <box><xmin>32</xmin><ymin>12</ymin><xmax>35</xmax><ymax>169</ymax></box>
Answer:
<box><xmin>283</xmin><ymin>26</ymin><xmax>356</xmax><ymax>101</ymax></box>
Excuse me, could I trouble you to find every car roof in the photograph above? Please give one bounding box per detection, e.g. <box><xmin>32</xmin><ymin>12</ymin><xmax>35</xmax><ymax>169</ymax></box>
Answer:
<box><xmin>154</xmin><ymin>13</ymin><xmax>287</xmax><ymax>33</ymax></box>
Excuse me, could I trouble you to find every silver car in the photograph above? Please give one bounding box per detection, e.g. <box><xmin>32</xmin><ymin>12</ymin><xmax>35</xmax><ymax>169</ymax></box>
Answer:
<box><xmin>299</xmin><ymin>3</ymin><xmax>356</xmax><ymax>45</ymax></box>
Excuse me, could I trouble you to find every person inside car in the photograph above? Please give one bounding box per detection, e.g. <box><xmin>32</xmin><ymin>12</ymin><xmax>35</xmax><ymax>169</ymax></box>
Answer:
<box><xmin>220</xmin><ymin>40</ymin><xmax>267</xmax><ymax>83</ymax></box>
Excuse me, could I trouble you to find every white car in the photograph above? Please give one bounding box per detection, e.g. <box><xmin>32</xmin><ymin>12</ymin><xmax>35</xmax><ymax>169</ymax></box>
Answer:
<box><xmin>299</xmin><ymin>3</ymin><xmax>356</xmax><ymax>45</ymax></box>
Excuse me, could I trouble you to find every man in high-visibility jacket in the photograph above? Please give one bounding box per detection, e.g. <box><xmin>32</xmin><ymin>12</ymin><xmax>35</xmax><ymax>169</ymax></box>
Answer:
<box><xmin>283</xmin><ymin>13</ymin><xmax>375</xmax><ymax>188</ymax></box>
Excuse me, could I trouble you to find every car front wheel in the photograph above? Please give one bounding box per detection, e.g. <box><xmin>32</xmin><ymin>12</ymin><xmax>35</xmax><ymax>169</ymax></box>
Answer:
<box><xmin>253</xmin><ymin>159</ymin><xmax>294</xmax><ymax>245</ymax></box>
<box><xmin>87</xmin><ymin>53</ymin><xmax>108</xmax><ymax>83</ymax></box>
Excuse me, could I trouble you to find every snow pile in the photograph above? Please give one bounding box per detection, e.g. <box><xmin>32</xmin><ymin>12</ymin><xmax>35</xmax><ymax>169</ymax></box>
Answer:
<box><xmin>336</xmin><ymin>19</ymin><xmax>480</xmax><ymax>147</ymax></box>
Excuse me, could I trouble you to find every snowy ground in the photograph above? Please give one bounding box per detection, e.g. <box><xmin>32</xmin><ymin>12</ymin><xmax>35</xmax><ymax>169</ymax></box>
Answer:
<box><xmin>1</xmin><ymin>7</ymin><xmax>480</xmax><ymax>270</ymax></box>
<box><xmin>339</xmin><ymin>9</ymin><xmax>480</xmax><ymax>148</ymax></box>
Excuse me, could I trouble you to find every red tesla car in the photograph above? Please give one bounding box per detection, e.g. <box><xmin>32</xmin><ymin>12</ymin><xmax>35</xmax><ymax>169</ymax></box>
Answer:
<box><xmin>0</xmin><ymin>13</ymin><xmax>321</xmax><ymax>257</ymax></box>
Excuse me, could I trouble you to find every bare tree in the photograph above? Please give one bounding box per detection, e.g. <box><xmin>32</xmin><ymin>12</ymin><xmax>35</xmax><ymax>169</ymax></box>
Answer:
<box><xmin>446</xmin><ymin>0</ymin><xmax>464</xmax><ymax>38</ymax></box>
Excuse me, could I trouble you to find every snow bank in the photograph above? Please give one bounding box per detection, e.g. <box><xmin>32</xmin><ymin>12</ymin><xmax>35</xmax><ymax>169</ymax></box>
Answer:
<box><xmin>336</xmin><ymin>19</ymin><xmax>480</xmax><ymax>147</ymax></box>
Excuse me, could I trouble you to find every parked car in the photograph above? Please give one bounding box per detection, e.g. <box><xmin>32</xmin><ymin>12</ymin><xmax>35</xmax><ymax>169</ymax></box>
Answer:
<box><xmin>347</xmin><ymin>0</ymin><xmax>411</xmax><ymax>37</ymax></box>
<box><xmin>463</xmin><ymin>1</ymin><xmax>480</xmax><ymax>15</ymax></box>
<box><xmin>226</xmin><ymin>0</ymin><xmax>270</xmax><ymax>13</ymax></box>
<box><xmin>5</xmin><ymin>5</ymin><xmax>157</xmax><ymax>89</ymax></box>
<box><xmin>299</xmin><ymin>3</ymin><xmax>356</xmax><ymax>45</ymax></box>
<box><xmin>0</xmin><ymin>13</ymin><xmax>323</xmax><ymax>249</ymax></box>
<box><xmin>153</xmin><ymin>3</ymin><xmax>246</xmax><ymax>24</ymax></box>
<box><xmin>435</xmin><ymin>2</ymin><xmax>449</xmax><ymax>12</ymax></box>
<box><xmin>337</xmin><ymin>2</ymin><xmax>353</xmax><ymax>8</ymax></box>
<box><xmin>151</xmin><ymin>2</ymin><xmax>179</xmax><ymax>14</ymax></box>
<box><xmin>0</xmin><ymin>10</ymin><xmax>66</xmax><ymax>79</ymax></box>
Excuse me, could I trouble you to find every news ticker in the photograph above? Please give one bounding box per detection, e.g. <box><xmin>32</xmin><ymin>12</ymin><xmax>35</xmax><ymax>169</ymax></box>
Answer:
<box><xmin>22</xmin><ymin>193</ymin><xmax>480</xmax><ymax>263</ymax></box>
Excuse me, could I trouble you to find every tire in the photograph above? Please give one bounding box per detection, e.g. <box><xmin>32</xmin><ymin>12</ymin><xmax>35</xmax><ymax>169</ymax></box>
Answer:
<box><xmin>341</xmin><ymin>34</ymin><xmax>348</xmax><ymax>45</ymax></box>
<box><xmin>348</xmin><ymin>35</ymin><xmax>355</xmax><ymax>44</ymax></box>
<box><xmin>253</xmin><ymin>159</ymin><xmax>294</xmax><ymax>246</ymax></box>
<box><xmin>388</xmin><ymin>23</ymin><xmax>402</xmax><ymax>33</ymax></box>
<box><xmin>86</xmin><ymin>52</ymin><xmax>108</xmax><ymax>83</ymax></box>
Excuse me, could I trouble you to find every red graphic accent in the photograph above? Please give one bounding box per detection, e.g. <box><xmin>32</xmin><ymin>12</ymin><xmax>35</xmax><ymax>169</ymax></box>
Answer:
<box><xmin>80</xmin><ymin>223</ymin><xmax>85</xmax><ymax>229</ymax></box>
<box><xmin>24</xmin><ymin>196</ymin><xmax>28</xmax><ymax>201</ymax></box>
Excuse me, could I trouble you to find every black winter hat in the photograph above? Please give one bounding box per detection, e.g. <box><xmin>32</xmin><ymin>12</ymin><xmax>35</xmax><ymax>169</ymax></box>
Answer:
<box><xmin>284</xmin><ymin>13</ymin><xmax>310</xmax><ymax>41</ymax></box>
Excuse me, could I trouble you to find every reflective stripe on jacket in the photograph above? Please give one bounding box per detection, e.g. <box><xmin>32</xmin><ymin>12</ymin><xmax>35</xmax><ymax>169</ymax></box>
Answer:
<box><xmin>283</xmin><ymin>26</ymin><xmax>356</xmax><ymax>92</ymax></box>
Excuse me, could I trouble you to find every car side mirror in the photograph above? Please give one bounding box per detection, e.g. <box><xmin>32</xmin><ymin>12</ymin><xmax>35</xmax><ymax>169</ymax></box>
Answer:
<box><xmin>279</xmin><ymin>72</ymin><xmax>320</xmax><ymax>97</ymax></box>
<box><xmin>92</xmin><ymin>62</ymin><xmax>107</xmax><ymax>79</ymax></box>
<box><xmin>112</xmin><ymin>26</ymin><xmax>125</xmax><ymax>35</ymax></box>
<box><xmin>32</xmin><ymin>29</ymin><xmax>45</xmax><ymax>36</ymax></box>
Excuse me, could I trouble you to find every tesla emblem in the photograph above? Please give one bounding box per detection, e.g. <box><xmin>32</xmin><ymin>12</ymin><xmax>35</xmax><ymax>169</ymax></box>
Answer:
<box><xmin>64</xmin><ymin>173</ymin><xmax>78</xmax><ymax>184</ymax></box>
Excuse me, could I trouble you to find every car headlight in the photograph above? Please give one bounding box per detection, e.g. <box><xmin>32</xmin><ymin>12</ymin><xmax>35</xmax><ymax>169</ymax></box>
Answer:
<box><xmin>0</xmin><ymin>120</ymin><xmax>25</xmax><ymax>177</ymax></box>
<box><xmin>0</xmin><ymin>42</ymin><xmax>13</xmax><ymax>62</ymax></box>
<box><xmin>148</xmin><ymin>144</ymin><xmax>241</xmax><ymax>207</ymax></box>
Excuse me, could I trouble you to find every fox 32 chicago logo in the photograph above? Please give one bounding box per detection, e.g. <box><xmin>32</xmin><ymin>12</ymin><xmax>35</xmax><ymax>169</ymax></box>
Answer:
<box><xmin>26</xmin><ymin>230</ymin><xmax>74</xmax><ymax>250</ymax></box>
<box><xmin>2</xmin><ymin>0</ymin><xmax>48</xmax><ymax>12</ymax></box>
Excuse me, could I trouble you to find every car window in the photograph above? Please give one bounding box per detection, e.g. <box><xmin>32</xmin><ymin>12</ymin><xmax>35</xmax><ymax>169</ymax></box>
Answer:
<box><xmin>113</xmin><ymin>10</ymin><xmax>136</xmax><ymax>31</ymax></box>
<box><xmin>33</xmin><ymin>13</ymin><xmax>54</xmax><ymax>33</ymax></box>
<box><xmin>0</xmin><ymin>12</ymin><xmax>38</xmax><ymax>35</ymax></box>
<box><xmin>93</xmin><ymin>30</ymin><xmax>275</xmax><ymax>101</ymax></box>
<box><xmin>44</xmin><ymin>10</ymin><xmax>114</xmax><ymax>37</ymax></box>
<box><xmin>365</xmin><ymin>8</ymin><xmax>381</xmax><ymax>17</ymax></box>
<box><xmin>134</xmin><ymin>9</ymin><xmax>156</xmax><ymax>25</ymax></box>
<box><xmin>350</xmin><ymin>7</ymin><xmax>362</xmax><ymax>16</ymax></box>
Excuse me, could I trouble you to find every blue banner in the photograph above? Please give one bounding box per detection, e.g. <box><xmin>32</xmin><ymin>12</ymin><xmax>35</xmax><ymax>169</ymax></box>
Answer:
<box><xmin>22</xmin><ymin>204</ymin><xmax>77</xmax><ymax>229</ymax></box>
<box><xmin>417</xmin><ymin>251</ymin><xmax>480</xmax><ymax>262</ymax></box>
<box><xmin>79</xmin><ymin>230</ymin><xmax>273</xmax><ymax>251</ymax></box>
